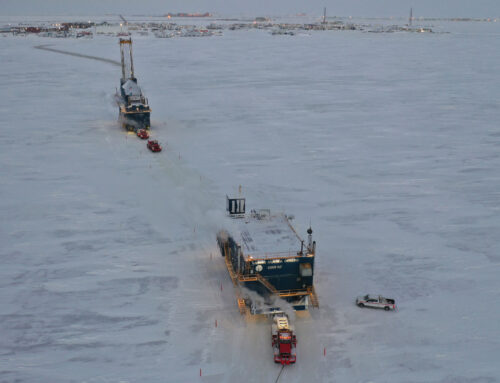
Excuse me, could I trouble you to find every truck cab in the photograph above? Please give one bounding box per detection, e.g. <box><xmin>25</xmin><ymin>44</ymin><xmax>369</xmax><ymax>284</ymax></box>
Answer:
<box><xmin>272</xmin><ymin>316</ymin><xmax>297</xmax><ymax>364</ymax></box>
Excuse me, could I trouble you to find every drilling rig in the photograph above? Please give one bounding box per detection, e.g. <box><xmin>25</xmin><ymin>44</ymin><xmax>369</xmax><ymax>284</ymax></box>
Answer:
<box><xmin>116</xmin><ymin>38</ymin><xmax>151</xmax><ymax>131</ymax></box>
<box><xmin>216</xmin><ymin>193</ymin><xmax>320</xmax><ymax>364</ymax></box>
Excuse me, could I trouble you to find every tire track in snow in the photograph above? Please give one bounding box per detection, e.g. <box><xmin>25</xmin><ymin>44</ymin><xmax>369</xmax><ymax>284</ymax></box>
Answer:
<box><xmin>275</xmin><ymin>365</ymin><xmax>285</xmax><ymax>383</ymax></box>
<box><xmin>107</xmin><ymin>126</ymin><xmax>239</xmax><ymax>375</ymax></box>
<box><xmin>34</xmin><ymin>44</ymin><xmax>121</xmax><ymax>67</ymax></box>
<box><xmin>140</xmin><ymin>123</ymin><xmax>225</xmax><ymax>235</ymax></box>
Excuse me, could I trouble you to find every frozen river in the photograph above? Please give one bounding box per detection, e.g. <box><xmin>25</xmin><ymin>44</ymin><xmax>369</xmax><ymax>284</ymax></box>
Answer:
<box><xmin>1</xmin><ymin>19</ymin><xmax>499</xmax><ymax>382</ymax></box>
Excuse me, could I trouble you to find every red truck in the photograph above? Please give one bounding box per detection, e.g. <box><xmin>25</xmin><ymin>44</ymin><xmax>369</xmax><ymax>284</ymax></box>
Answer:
<box><xmin>271</xmin><ymin>315</ymin><xmax>297</xmax><ymax>364</ymax></box>
<box><xmin>147</xmin><ymin>140</ymin><xmax>162</xmax><ymax>152</ymax></box>
<box><xmin>136</xmin><ymin>129</ymin><xmax>149</xmax><ymax>139</ymax></box>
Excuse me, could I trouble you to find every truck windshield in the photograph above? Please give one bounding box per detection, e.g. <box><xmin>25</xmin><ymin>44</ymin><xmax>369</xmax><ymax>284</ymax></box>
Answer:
<box><xmin>279</xmin><ymin>332</ymin><xmax>292</xmax><ymax>341</ymax></box>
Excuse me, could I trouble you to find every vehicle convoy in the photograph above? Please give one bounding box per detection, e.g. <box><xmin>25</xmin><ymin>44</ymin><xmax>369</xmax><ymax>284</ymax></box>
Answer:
<box><xmin>147</xmin><ymin>140</ymin><xmax>162</xmax><ymax>152</ymax></box>
<box><xmin>356</xmin><ymin>294</ymin><xmax>396</xmax><ymax>311</ymax></box>
<box><xmin>116</xmin><ymin>38</ymin><xmax>151</xmax><ymax>132</ymax></box>
<box><xmin>136</xmin><ymin>128</ymin><xmax>149</xmax><ymax>139</ymax></box>
<box><xmin>272</xmin><ymin>315</ymin><xmax>297</xmax><ymax>364</ymax></box>
<box><xmin>216</xmin><ymin>192</ymin><xmax>319</xmax><ymax>364</ymax></box>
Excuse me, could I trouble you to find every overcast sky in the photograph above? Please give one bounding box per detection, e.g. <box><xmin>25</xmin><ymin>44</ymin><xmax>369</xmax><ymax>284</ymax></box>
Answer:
<box><xmin>3</xmin><ymin>0</ymin><xmax>500</xmax><ymax>18</ymax></box>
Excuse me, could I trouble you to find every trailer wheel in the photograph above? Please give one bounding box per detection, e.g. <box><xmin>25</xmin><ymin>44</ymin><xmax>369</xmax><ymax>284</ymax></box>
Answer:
<box><xmin>358</xmin><ymin>303</ymin><xmax>364</xmax><ymax>308</ymax></box>
<box><xmin>384</xmin><ymin>306</ymin><xmax>390</xmax><ymax>311</ymax></box>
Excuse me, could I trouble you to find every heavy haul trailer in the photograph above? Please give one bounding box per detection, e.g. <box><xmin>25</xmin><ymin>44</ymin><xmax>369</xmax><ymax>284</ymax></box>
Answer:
<box><xmin>216</xmin><ymin>196</ymin><xmax>319</xmax><ymax>316</ymax></box>
<box><xmin>116</xmin><ymin>38</ymin><xmax>151</xmax><ymax>132</ymax></box>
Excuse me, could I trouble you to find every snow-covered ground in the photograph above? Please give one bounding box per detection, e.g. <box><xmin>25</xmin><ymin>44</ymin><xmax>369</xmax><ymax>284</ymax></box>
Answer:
<box><xmin>1</xmin><ymin>20</ymin><xmax>499</xmax><ymax>383</ymax></box>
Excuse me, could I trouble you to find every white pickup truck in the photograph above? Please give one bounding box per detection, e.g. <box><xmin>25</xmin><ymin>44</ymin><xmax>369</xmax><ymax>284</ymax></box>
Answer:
<box><xmin>356</xmin><ymin>294</ymin><xmax>396</xmax><ymax>311</ymax></box>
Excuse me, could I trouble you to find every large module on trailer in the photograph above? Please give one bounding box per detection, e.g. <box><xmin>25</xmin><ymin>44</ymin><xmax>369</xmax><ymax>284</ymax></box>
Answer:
<box><xmin>116</xmin><ymin>38</ymin><xmax>151</xmax><ymax>131</ymax></box>
<box><xmin>217</xmin><ymin>195</ymin><xmax>319</xmax><ymax>315</ymax></box>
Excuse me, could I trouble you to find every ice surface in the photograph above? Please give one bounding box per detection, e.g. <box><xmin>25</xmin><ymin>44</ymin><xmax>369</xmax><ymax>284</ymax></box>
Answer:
<box><xmin>1</xmin><ymin>19</ymin><xmax>499</xmax><ymax>382</ymax></box>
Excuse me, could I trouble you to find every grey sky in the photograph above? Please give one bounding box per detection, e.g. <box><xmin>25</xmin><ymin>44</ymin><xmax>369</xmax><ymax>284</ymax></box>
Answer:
<box><xmin>3</xmin><ymin>0</ymin><xmax>499</xmax><ymax>18</ymax></box>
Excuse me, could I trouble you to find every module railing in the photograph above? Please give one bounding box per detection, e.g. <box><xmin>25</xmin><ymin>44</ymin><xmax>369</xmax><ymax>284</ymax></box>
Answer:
<box><xmin>245</xmin><ymin>250</ymin><xmax>313</xmax><ymax>260</ymax></box>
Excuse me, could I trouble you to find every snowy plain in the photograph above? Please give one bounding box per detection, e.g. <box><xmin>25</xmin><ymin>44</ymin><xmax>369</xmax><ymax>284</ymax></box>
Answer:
<box><xmin>1</xmin><ymin>18</ymin><xmax>500</xmax><ymax>383</ymax></box>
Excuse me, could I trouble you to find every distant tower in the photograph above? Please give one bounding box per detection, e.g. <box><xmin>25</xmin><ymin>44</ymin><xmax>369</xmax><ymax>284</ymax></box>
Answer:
<box><xmin>409</xmin><ymin>7</ymin><xmax>413</xmax><ymax>26</ymax></box>
<box><xmin>323</xmin><ymin>7</ymin><xmax>327</xmax><ymax>24</ymax></box>
<box><xmin>119</xmin><ymin>14</ymin><xmax>128</xmax><ymax>26</ymax></box>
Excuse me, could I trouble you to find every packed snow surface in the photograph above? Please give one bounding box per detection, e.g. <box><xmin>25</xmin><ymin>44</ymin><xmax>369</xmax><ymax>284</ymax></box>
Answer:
<box><xmin>1</xmin><ymin>19</ymin><xmax>499</xmax><ymax>383</ymax></box>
